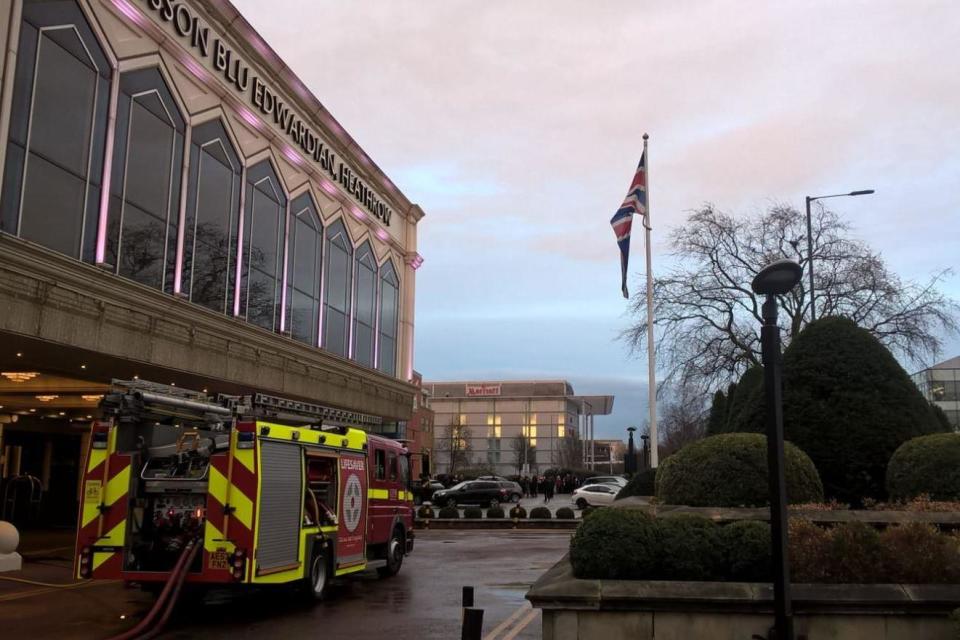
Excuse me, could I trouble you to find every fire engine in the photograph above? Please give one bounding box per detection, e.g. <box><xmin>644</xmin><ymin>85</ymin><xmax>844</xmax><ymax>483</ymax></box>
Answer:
<box><xmin>74</xmin><ymin>380</ymin><xmax>414</xmax><ymax>599</ymax></box>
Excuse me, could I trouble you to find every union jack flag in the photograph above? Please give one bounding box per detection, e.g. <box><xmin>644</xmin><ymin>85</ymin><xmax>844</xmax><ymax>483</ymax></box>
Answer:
<box><xmin>610</xmin><ymin>151</ymin><xmax>647</xmax><ymax>298</ymax></box>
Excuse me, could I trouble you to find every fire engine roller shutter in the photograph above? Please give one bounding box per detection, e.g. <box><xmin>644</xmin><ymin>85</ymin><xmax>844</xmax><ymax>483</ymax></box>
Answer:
<box><xmin>256</xmin><ymin>440</ymin><xmax>303</xmax><ymax>572</ymax></box>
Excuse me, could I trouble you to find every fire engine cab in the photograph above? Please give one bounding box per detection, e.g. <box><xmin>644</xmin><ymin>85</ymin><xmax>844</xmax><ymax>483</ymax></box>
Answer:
<box><xmin>74</xmin><ymin>380</ymin><xmax>414</xmax><ymax>599</ymax></box>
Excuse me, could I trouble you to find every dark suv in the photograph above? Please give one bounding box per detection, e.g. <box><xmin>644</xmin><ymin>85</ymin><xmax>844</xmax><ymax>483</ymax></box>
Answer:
<box><xmin>433</xmin><ymin>480</ymin><xmax>518</xmax><ymax>508</ymax></box>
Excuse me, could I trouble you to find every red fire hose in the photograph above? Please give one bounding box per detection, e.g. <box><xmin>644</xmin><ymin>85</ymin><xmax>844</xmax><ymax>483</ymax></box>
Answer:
<box><xmin>105</xmin><ymin>539</ymin><xmax>200</xmax><ymax>640</ymax></box>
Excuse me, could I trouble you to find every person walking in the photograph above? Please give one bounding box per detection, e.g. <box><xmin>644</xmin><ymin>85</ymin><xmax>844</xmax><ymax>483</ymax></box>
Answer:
<box><xmin>544</xmin><ymin>476</ymin><xmax>554</xmax><ymax>503</ymax></box>
<box><xmin>531</xmin><ymin>475</ymin><xmax>539</xmax><ymax>498</ymax></box>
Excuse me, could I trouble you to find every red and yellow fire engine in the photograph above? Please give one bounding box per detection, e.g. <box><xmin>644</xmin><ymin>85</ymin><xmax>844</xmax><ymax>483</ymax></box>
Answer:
<box><xmin>75</xmin><ymin>380</ymin><xmax>414</xmax><ymax>599</ymax></box>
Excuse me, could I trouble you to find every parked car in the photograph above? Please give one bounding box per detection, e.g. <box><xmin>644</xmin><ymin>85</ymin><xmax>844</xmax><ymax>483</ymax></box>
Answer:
<box><xmin>414</xmin><ymin>480</ymin><xmax>445</xmax><ymax>505</ymax></box>
<box><xmin>572</xmin><ymin>483</ymin><xmax>620</xmax><ymax>509</ymax></box>
<box><xmin>496</xmin><ymin>480</ymin><xmax>523</xmax><ymax>502</ymax></box>
<box><xmin>582</xmin><ymin>475</ymin><xmax>628</xmax><ymax>488</ymax></box>
<box><xmin>433</xmin><ymin>480</ymin><xmax>521</xmax><ymax>508</ymax></box>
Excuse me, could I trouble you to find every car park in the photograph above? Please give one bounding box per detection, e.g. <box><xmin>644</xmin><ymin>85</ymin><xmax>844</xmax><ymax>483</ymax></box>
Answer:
<box><xmin>572</xmin><ymin>483</ymin><xmax>620</xmax><ymax>509</ymax></box>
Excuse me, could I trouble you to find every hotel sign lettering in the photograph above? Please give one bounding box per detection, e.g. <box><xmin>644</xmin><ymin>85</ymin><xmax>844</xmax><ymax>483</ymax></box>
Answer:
<box><xmin>142</xmin><ymin>0</ymin><xmax>393</xmax><ymax>226</ymax></box>
<box><xmin>465</xmin><ymin>384</ymin><xmax>501</xmax><ymax>397</ymax></box>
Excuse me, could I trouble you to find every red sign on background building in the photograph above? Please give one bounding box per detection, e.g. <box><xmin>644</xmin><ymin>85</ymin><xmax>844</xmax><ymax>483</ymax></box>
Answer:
<box><xmin>465</xmin><ymin>384</ymin><xmax>501</xmax><ymax>397</ymax></box>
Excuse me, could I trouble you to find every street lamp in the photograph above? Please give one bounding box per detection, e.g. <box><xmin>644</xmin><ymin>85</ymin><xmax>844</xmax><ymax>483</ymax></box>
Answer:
<box><xmin>625</xmin><ymin>427</ymin><xmax>637</xmax><ymax>474</ymax></box>
<box><xmin>751</xmin><ymin>259</ymin><xmax>803</xmax><ymax>640</ymax></box>
<box><xmin>805</xmin><ymin>189</ymin><xmax>874</xmax><ymax>321</ymax></box>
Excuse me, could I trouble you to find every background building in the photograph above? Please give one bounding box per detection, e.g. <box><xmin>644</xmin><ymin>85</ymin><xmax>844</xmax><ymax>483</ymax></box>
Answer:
<box><xmin>426</xmin><ymin>380</ymin><xmax>613</xmax><ymax>476</ymax></box>
<box><xmin>0</xmin><ymin>0</ymin><xmax>423</xmax><ymax>530</ymax></box>
<box><xmin>913</xmin><ymin>356</ymin><xmax>960</xmax><ymax>429</ymax></box>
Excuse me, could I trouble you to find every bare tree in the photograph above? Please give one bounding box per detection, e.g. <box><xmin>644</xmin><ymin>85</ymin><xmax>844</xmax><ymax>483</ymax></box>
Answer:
<box><xmin>511</xmin><ymin>435</ymin><xmax>537</xmax><ymax>474</ymax></box>
<box><xmin>623</xmin><ymin>204</ymin><xmax>959</xmax><ymax>391</ymax></box>
<box><xmin>437</xmin><ymin>418</ymin><xmax>472</xmax><ymax>475</ymax></box>
<box><xmin>557</xmin><ymin>432</ymin><xmax>584</xmax><ymax>470</ymax></box>
<box><xmin>659</xmin><ymin>385</ymin><xmax>709</xmax><ymax>457</ymax></box>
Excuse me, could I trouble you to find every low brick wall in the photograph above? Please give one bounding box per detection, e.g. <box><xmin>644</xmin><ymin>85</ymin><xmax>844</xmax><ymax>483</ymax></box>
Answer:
<box><xmin>414</xmin><ymin>518</ymin><xmax>578</xmax><ymax>530</ymax></box>
<box><xmin>527</xmin><ymin>557</ymin><xmax>960</xmax><ymax>640</ymax></box>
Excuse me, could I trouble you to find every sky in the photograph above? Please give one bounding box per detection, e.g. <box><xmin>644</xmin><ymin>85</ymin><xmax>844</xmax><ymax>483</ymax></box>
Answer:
<box><xmin>232</xmin><ymin>0</ymin><xmax>960</xmax><ymax>440</ymax></box>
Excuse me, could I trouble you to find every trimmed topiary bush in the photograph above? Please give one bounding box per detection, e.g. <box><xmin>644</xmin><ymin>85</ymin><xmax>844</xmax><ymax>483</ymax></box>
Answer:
<box><xmin>417</xmin><ymin>505</ymin><xmax>435</xmax><ymax>519</ymax></box>
<box><xmin>530</xmin><ymin>506</ymin><xmax>552</xmax><ymax>519</ymax></box>
<box><xmin>509</xmin><ymin>505</ymin><xmax>527</xmax><ymax>519</ymax></box>
<box><xmin>788</xmin><ymin>518</ymin><xmax>831</xmax><ymax>583</ymax></box>
<box><xmin>718</xmin><ymin>520</ymin><xmax>772</xmax><ymax>582</ymax></box>
<box><xmin>887</xmin><ymin>433</ymin><xmax>960</xmax><ymax>501</ymax></box>
<box><xmin>580</xmin><ymin>505</ymin><xmax>598</xmax><ymax>519</ymax></box>
<box><xmin>735</xmin><ymin>317</ymin><xmax>947</xmax><ymax>503</ymax></box>
<box><xmin>463</xmin><ymin>507</ymin><xmax>483</xmax><ymax>519</ymax></box>
<box><xmin>616</xmin><ymin>468</ymin><xmax>657</xmax><ymax>500</ymax></box>
<box><xmin>656</xmin><ymin>433</ymin><xmax>823</xmax><ymax>507</ymax></box>
<box><xmin>555</xmin><ymin>507</ymin><xmax>576</xmax><ymax>520</ymax></box>
<box><xmin>487</xmin><ymin>506</ymin><xmax>505</xmax><ymax>519</ymax></box>
<box><xmin>656</xmin><ymin>514</ymin><xmax>723</xmax><ymax>580</ymax></box>
<box><xmin>438</xmin><ymin>506</ymin><xmax>460</xmax><ymax>519</ymax></box>
<box><xmin>570</xmin><ymin>509</ymin><xmax>660</xmax><ymax>579</ymax></box>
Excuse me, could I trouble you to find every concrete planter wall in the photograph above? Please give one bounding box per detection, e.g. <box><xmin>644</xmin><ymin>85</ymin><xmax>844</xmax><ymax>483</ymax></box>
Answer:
<box><xmin>527</xmin><ymin>558</ymin><xmax>960</xmax><ymax>640</ymax></box>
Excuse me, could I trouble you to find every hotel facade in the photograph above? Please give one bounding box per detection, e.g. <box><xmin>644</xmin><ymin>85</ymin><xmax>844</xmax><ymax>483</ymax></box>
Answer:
<box><xmin>426</xmin><ymin>380</ymin><xmax>614</xmax><ymax>476</ymax></box>
<box><xmin>0</xmin><ymin>0</ymin><xmax>423</xmax><ymax>528</ymax></box>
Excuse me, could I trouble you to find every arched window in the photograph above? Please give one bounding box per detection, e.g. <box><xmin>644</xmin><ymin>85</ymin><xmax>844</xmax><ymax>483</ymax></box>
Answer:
<box><xmin>182</xmin><ymin>119</ymin><xmax>241</xmax><ymax>315</ymax></box>
<box><xmin>0</xmin><ymin>0</ymin><xmax>110</xmax><ymax>261</ymax></box>
<box><xmin>378</xmin><ymin>260</ymin><xmax>400</xmax><ymax>375</ymax></box>
<box><xmin>286</xmin><ymin>193</ymin><xmax>322</xmax><ymax>346</ymax></box>
<box><xmin>322</xmin><ymin>220</ymin><xmax>353</xmax><ymax>357</ymax></box>
<box><xmin>239</xmin><ymin>161</ymin><xmax>286</xmax><ymax>331</ymax></box>
<box><xmin>105</xmin><ymin>68</ymin><xmax>185</xmax><ymax>292</ymax></box>
<box><xmin>352</xmin><ymin>242</ymin><xmax>377</xmax><ymax>367</ymax></box>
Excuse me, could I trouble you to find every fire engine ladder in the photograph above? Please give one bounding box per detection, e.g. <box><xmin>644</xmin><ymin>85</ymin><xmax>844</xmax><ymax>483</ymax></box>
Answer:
<box><xmin>223</xmin><ymin>392</ymin><xmax>383</xmax><ymax>430</ymax></box>
<box><xmin>102</xmin><ymin>379</ymin><xmax>233</xmax><ymax>428</ymax></box>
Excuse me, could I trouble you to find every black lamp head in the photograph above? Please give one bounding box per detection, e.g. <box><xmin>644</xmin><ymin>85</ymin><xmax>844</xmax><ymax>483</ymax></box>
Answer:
<box><xmin>751</xmin><ymin>259</ymin><xmax>803</xmax><ymax>296</ymax></box>
<box><xmin>627</xmin><ymin>426</ymin><xmax>637</xmax><ymax>432</ymax></box>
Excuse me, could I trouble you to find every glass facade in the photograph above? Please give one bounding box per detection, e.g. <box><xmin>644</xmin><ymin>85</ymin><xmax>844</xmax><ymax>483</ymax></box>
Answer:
<box><xmin>0</xmin><ymin>0</ymin><xmax>407</xmax><ymax>380</ymax></box>
<box><xmin>106</xmin><ymin>68</ymin><xmax>184</xmax><ymax>292</ymax></box>
<box><xmin>352</xmin><ymin>242</ymin><xmax>377</xmax><ymax>368</ymax></box>
<box><xmin>913</xmin><ymin>366</ymin><xmax>960</xmax><ymax>429</ymax></box>
<box><xmin>378</xmin><ymin>260</ymin><xmax>399</xmax><ymax>376</ymax></box>
<box><xmin>1</xmin><ymin>0</ymin><xmax>110</xmax><ymax>261</ymax></box>
<box><xmin>286</xmin><ymin>193</ymin><xmax>322</xmax><ymax>346</ymax></box>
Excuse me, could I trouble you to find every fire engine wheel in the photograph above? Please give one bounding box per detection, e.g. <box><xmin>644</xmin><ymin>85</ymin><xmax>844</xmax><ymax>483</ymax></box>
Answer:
<box><xmin>377</xmin><ymin>529</ymin><xmax>404</xmax><ymax>578</ymax></box>
<box><xmin>307</xmin><ymin>552</ymin><xmax>330</xmax><ymax>600</ymax></box>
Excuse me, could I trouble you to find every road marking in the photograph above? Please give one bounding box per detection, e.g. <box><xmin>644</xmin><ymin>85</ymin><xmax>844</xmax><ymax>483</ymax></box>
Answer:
<box><xmin>0</xmin><ymin>579</ymin><xmax>114</xmax><ymax>602</ymax></box>
<box><xmin>483</xmin><ymin>603</ymin><xmax>530</xmax><ymax>640</ymax></box>
<box><xmin>499</xmin><ymin>608</ymin><xmax>539</xmax><ymax>640</ymax></box>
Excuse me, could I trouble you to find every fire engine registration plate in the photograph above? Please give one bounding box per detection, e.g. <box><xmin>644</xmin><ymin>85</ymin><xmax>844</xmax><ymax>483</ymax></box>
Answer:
<box><xmin>209</xmin><ymin>549</ymin><xmax>230</xmax><ymax>571</ymax></box>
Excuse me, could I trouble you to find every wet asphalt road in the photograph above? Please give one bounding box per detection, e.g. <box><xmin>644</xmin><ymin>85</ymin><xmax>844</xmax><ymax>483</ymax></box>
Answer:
<box><xmin>2</xmin><ymin>530</ymin><xmax>571</xmax><ymax>640</ymax></box>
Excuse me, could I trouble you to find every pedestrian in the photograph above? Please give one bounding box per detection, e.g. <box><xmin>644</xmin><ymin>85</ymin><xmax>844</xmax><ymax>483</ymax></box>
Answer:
<box><xmin>521</xmin><ymin>475</ymin><xmax>529</xmax><ymax>497</ymax></box>
<box><xmin>531</xmin><ymin>475</ymin><xmax>539</xmax><ymax>498</ymax></box>
<box><xmin>544</xmin><ymin>476</ymin><xmax>555</xmax><ymax>503</ymax></box>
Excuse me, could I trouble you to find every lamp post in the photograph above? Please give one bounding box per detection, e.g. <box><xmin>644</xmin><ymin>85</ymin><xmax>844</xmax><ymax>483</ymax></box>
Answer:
<box><xmin>804</xmin><ymin>189</ymin><xmax>874</xmax><ymax>321</ymax></box>
<box><xmin>640</xmin><ymin>434</ymin><xmax>650</xmax><ymax>470</ymax></box>
<box><xmin>751</xmin><ymin>259</ymin><xmax>804</xmax><ymax>640</ymax></box>
<box><xmin>625</xmin><ymin>427</ymin><xmax>637</xmax><ymax>475</ymax></box>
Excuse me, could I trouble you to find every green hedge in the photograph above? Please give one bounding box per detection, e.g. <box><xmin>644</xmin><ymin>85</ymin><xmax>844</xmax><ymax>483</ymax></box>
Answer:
<box><xmin>616</xmin><ymin>468</ymin><xmax>657</xmax><ymax>500</ymax></box>
<box><xmin>463</xmin><ymin>507</ymin><xmax>483</xmax><ymax>519</ymax></box>
<box><xmin>732</xmin><ymin>317</ymin><xmax>946</xmax><ymax>503</ymax></box>
<box><xmin>718</xmin><ymin>520</ymin><xmax>771</xmax><ymax>582</ymax></box>
<box><xmin>438</xmin><ymin>506</ymin><xmax>460</xmax><ymax>519</ymax></box>
<box><xmin>887</xmin><ymin>433</ymin><xmax>960</xmax><ymax>501</ymax></box>
<box><xmin>487</xmin><ymin>506</ymin><xmax>506</xmax><ymax>519</ymax></box>
<box><xmin>555</xmin><ymin>507</ymin><xmax>576</xmax><ymax>520</ymax></box>
<box><xmin>416</xmin><ymin>505</ymin><xmax>435</xmax><ymax>519</ymax></box>
<box><xmin>570</xmin><ymin>509</ymin><xmax>660</xmax><ymax>579</ymax></box>
<box><xmin>572</xmin><ymin>510</ymin><xmax>960</xmax><ymax>583</ymax></box>
<box><xmin>655</xmin><ymin>433</ymin><xmax>823</xmax><ymax>507</ymax></box>
<box><xmin>530</xmin><ymin>507</ymin><xmax>552</xmax><ymax>519</ymax></box>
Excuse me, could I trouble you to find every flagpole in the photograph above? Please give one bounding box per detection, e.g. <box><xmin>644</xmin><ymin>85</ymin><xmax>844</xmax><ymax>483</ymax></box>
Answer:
<box><xmin>643</xmin><ymin>133</ymin><xmax>658</xmax><ymax>467</ymax></box>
